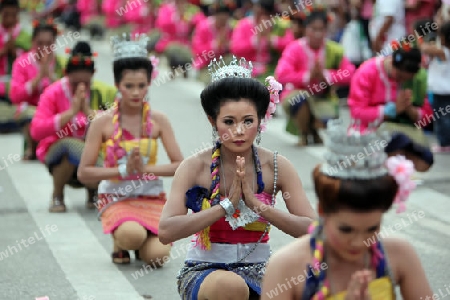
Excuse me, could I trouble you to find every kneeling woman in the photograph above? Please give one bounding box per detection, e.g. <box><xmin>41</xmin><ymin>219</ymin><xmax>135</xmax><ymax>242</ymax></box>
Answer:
<box><xmin>30</xmin><ymin>41</ymin><xmax>117</xmax><ymax>212</ymax></box>
<box><xmin>78</xmin><ymin>34</ymin><xmax>183</xmax><ymax>265</ymax></box>
<box><xmin>261</xmin><ymin>119</ymin><xmax>433</xmax><ymax>299</ymax></box>
<box><xmin>159</xmin><ymin>57</ymin><xmax>316</xmax><ymax>299</ymax></box>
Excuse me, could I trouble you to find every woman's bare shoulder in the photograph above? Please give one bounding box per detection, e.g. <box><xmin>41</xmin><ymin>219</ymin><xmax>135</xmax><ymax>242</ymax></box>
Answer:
<box><xmin>256</xmin><ymin>147</ymin><xmax>291</xmax><ymax>167</ymax></box>
<box><xmin>267</xmin><ymin>235</ymin><xmax>312</xmax><ymax>270</ymax></box>
<box><xmin>178</xmin><ymin>148</ymin><xmax>213</xmax><ymax>174</ymax></box>
<box><xmin>381</xmin><ymin>237</ymin><xmax>421</xmax><ymax>282</ymax></box>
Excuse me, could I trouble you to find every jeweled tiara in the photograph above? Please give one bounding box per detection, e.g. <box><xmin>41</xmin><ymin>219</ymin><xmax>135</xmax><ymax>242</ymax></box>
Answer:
<box><xmin>320</xmin><ymin>119</ymin><xmax>392</xmax><ymax>179</ymax></box>
<box><xmin>110</xmin><ymin>33</ymin><xmax>149</xmax><ymax>61</ymax></box>
<box><xmin>208</xmin><ymin>56</ymin><xmax>253</xmax><ymax>82</ymax></box>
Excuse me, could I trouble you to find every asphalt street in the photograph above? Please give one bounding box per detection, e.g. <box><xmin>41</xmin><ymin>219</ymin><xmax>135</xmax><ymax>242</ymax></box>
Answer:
<box><xmin>0</xmin><ymin>14</ymin><xmax>449</xmax><ymax>300</ymax></box>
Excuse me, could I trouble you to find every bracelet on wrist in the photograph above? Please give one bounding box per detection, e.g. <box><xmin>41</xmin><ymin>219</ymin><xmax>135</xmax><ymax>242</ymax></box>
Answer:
<box><xmin>118</xmin><ymin>164</ymin><xmax>128</xmax><ymax>178</ymax></box>
<box><xmin>219</xmin><ymin>198</ymin><xmax>235</xmax><ymax>216</ymax></box>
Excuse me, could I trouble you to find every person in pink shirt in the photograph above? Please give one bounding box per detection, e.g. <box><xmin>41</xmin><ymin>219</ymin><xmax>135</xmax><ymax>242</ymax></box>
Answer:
<box><xmin>275</xmin><ymin>7</ymin><xmax>355</xmax><ymax>146</ymax></box>
<box><xmin>123</xmin><ymin>0</ymin><xmax>157</xmax><ymax>36</ymax></box>
<box><xmin>155</xmin><ymin>0</ymin><xmax>205</xmax><ymax>75</ymax></box>
<box><xmin>405</xmin><ymin>0</ymin><xmax>438</xmax><ymax>34</ymax></box>
<box><xmin>76</xmin><ymin>0</ymin><xmax>104</xmax><ymax>39</ymax></box>
<box><xmin>77</xmin><ymin>0</ymin><xmax>94</xmax><ymax>26</ymax></box>
<box><xmin>30</xmin><ymin>41</ymin><xmax>117</xmax><ymax>213</ymax></box>
<box><xmin>102</xmin><ymin>0</ymin><xmax>126</xmax><ymax>31</ymax></box>
<box><xmin>191</xmin><ymin>1</ymin><xmax>234</xmax><ymax>84</ymax></box>
<box><xmin>0</xmin><ymin>0</ymin><xmax>31</xmax><ymax>133</ymax></box>
<box><xmin>231</xmin><ymin>0</ymin><xmax>284</xmax><ymax>80</ymax></box>
<box><xmin>10</xmin><ymin>19</ymin><xmax>66</xmax><ymax>160</ymax></box>
<box><xmin>348</xmin><ymin>41</ymin><xmax>434</xmax><ymax>172</ymax></box>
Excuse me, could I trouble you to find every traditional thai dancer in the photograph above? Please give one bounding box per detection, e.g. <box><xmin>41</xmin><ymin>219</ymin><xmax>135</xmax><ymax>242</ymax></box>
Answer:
<box><xmin>30</xmin><ymin>41</ymin><xmax>117</xmax><ymax>213</ymax></box>
<box><xmin>77</xmin><ymin>0</ymin><xmax>104</xmax><ymax>39</ymax></box>
<box><xmin>123</xmin><ymin>0</ymin><xmax>156</xmax><ymax>36</ymax></box>
<box><xmin>10</xmin><ymin>18</ymin><xmax>65</xmax><ymax>160</ymax></box>
<box><xmin>230</xmin><ymin>0</ymin><xmax>288</xmax><ymax>81</ymax></box>
<box><xmin>78</xmin><ymin>34</ymin><xmax>183</xmax><ymax>265</ymax></box>
<box><xmin>275</xmin><ymin>6</ymin><xmax>355</xmax><ymax>146</ymax></box>
<box><xmin>261</xmin><ymin>119</ymin><xmax>433</xmax><ymax>299</ymax></box>
<box><xmin>191</xmin><ymin>0</ymin><xmax>234</xmax><ymax>84</ymax></box>
<box><xmin>159</xmin><ymin>56</ymin><xmax>316</xmax><ymax>299</ymax></box>
<box><xmin>102</xmin><ymin>0</ymin><xmax>121</xmax><ymax>29</ymax></box>
<box><xmin>347</xmin><ymin>40</ymin><xmax>434</xmax><ymax>172</ymax></box>
<box><xmin>155</xmin><ymin>0</ymin><xmax>205</xmax><ymax>74</ymax></box>
<box><xmin>0</xmin><ymin>0</ymin><xmax>31</xmax><ymax>132</ymax></box>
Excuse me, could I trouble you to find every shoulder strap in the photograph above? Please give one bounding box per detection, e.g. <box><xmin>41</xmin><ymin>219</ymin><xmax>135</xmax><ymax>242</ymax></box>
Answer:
<box><xmin>271</xmin><ymin>151</ymin><xmax>278</xmax><ymax>204</ymax></box>
<box><xmin>378</xmin><ymin>241</ymin><xmax>396</xmax><ymax>283</ymax></box>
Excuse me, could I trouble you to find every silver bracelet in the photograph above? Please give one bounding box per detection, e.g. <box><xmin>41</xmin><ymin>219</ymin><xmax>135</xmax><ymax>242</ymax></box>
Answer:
<box><xmin>219</xmin><ymin>198</ymin><xmax>235</xmax><ymax>216</ymax></box>
<box><xmin>118</xmin><ymin>164</ymin><xmax>128</xmax><ymax>178</ymax></box>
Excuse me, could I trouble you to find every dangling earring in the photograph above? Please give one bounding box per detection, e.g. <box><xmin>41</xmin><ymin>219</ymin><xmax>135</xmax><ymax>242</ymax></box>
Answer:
<box><xmin>256</xmin><ymin>126</ymin><xmax>262</xmax><ymax>145</ymax></box>
<box><xmin>212</xmin><ymin>127</ymin><xmax>218</xmax><ymax>142</ymax></box>
<box><xmin>116</xmin><ymin>91</ymin><xmax>122</xmax><ymax>99</ymax></box>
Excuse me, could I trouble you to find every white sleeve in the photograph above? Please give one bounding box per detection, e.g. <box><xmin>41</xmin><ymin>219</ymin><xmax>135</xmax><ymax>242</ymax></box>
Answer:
<box><xmin>377</xmin><ymin>0</ymin><xmax>398</xmax><ymax>16</ymax></box>
<box><xmin>444</xmin><ymin>48</ymin><xmax>450</xmax><ymax>61</ymax></box>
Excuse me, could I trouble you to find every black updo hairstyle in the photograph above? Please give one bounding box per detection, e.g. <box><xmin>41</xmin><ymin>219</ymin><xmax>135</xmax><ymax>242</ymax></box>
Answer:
<box><xmin>392</xmin><ymin>41</ymin><xmax>422</xmax><ymax>74</ymax></box>
<box><xmin>0</xmin><ymin>0</ymin><xmax>19</xmax><ymax>11</ymax></box>
<box><xmin>313</xmin><ymin>165</ymin><xmax>398</xmax><ymax>213</ymax></box>
<box><xmin>32</xmin><ymin>20</ymin><xmax>58</xmax><ymax>40</ymax></box>
<box><xmin>304</xmin><ymin>9</ymin><xmax>328</xmax><ymax>27</ymax></box>
<box><xmin>65</xmin><ymin>41</ymin><xmax>95</xmax><ymax>74</ymax></box>
<box><xmin>200</xmin><ymin>77</ymin><xmax>270</xmax><ymax>121</ymax></box>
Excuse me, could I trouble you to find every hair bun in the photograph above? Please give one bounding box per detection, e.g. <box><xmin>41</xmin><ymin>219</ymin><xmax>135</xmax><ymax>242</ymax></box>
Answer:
<box><xmin>71</xmin><ymin>41</ymin><xmax>92</xmax><ymax>56</ymax></box>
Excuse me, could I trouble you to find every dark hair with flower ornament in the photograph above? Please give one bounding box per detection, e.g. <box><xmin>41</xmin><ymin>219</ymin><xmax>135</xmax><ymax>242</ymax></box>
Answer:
<box><xmin>390</xmin><ymin>39</ymin><xmax>422</xmax><ymax>73</ymax></box>
<box><xmin>65</xmin><ymin>41</ymin><xmax>96</xmax><ymax>74</ymax></box>
<box><xmin>31</xmin><ymin>18</ymin><xmax>59</xmax><ymax>39</ymax></box>
<box><xmin>303</xmin><ymin>4</ymin><xmax>334</xmax><ymax>25</ymax></box>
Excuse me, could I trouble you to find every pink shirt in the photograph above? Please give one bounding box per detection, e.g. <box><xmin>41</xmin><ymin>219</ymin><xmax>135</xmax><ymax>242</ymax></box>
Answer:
<box><xmin>361</xmin><ymin>0</ymin><xmax>373</xmax><ymax>19</ymax></box>
<box><xmin>230</xmin><ymin>17</ymin><xmax>272</xmax><ymax>77</ymax></box>
<box><xmin>155</xmin><ymin>3</ymin><xmax>205</xmax><ymax>53</ymax></box>
<box><xmin>30</xmin><ymin>77</ymin><xmax>90</xmax><ymax>162</ymax></box>
<box><xmin>275</xmin><ymin>38</ymin><xmax>355</xmax><ymax>102</ymax></box>
<box><xmin>348</xmin><ymin>57</ymin><xmax>432</xmax><ymax>130</ymax></box>
<box><xmin>123</xmin><ymin>1</ymin><xmax>155</xmax><ymax>35</ymax></box>
<box><xmin>191</xmin><ymin>17</ymin><xmax>233</xmax><ymax>69</ymax></box>
<box><xmin>102</xmin><ymin>0</ymin><xmax>123</xmax><ymax>28</ymax></box>
<box><xmin>0</xmin><ymin>24</ymin><xmax>24</xmax><ymax>96</ymax></box>
<box><xmin>405</xmin><ymin>0</ymin><xmax>436</xmax><ymax>33</ymax></box>
<box><xmin>77</xmin><ymin>0</ymin><xmax>99</xmax><ymax>25</ymax></box>
<box><xmin>10</xmin><ymin>51</ymin><xmax>56</xmax><ymax>106</ymax></box>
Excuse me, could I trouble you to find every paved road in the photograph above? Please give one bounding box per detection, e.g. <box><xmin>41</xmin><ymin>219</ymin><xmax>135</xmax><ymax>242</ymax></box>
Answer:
<box><xmin>0</xmin><ymin>15</ymin><xmax>449</xmax><ymax>300</ymax></box>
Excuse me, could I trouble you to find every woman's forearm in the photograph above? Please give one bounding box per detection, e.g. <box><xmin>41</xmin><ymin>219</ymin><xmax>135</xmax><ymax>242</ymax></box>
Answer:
<box><xmin>256</xmin><ymin>204</ymin><xmax>313</xmax><ymax>237</ymax></box>
<box><xmin>77</xmin><ymin>166</ymin><xmax>121</xmax><ymax>183</ymax></box>
<box><xmin>144</xmin><ymin>162</ymin><xmax>181</xmax><ymax>177</ymax></box>
<box><xmin>406</xmin><ymin>105</ymin><xmax>419</xmax><ymax>122</ymax></box>
<box><xmin>59</xmin><ymin>109</ymin><xmax>76</xmax><ymax>128</ymax></box>
<box><xmin>159</xmin><ymin>205</ymin><xmax>226</xmax><ymax>244</ymax></box>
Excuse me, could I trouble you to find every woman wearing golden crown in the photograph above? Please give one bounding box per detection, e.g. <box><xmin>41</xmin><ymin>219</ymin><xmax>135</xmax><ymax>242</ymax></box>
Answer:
<box><xmin>261</xmin><ymin>120</ymin><xmax>433</xmax><ymax>299</ymax></box>
<box><xmin>159</xmin><ymin>56</ymin><xmax>316</xmax><ymax>299</ymax></box>
<box><xmin>78</xmin><ymin>34</ymin><xmax>183</xmax><ymax>266</ymax></box>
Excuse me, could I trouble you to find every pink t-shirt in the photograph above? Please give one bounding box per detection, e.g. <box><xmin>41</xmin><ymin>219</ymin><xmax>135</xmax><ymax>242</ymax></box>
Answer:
<box><xmin>361</xmin><ymin>0</ymin><xmax>373</xmax><ymax>19</ymax></box>
<box><xmin>405</xmin><ymin>0</ymin><xmax>436</xmax><ymax>33</ymax></box>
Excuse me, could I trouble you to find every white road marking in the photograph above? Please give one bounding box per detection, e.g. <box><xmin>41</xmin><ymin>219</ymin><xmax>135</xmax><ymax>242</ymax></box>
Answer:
<box><xmin>1</xmin><ymin>135</ymin><xmax>143</xmax><ymax>300</ymax></box>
